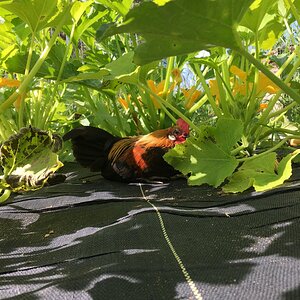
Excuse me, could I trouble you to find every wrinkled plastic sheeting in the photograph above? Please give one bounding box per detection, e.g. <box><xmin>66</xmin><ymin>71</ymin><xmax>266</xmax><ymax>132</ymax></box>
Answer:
<box><xmin>1</xmin><ymin>163</ymin><xmax>300</xmax><ymax>300</ymax></box>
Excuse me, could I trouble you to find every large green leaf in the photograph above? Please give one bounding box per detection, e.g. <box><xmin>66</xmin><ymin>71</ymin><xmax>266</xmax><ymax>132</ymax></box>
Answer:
<box><xmin>223</xmin><ymin>150</ymin><xmax>300</xmax><ymax>193</ymax></box>
<box><xmin>213</xmin><ymin>118</ymin><xmax>244</xmax><ymax>153</ymax></box>
<box><xmin>73</xmin><ymin>10</ymin><xmax>108</xmax><ymax>43</ymax></box>
<box><xmin>164</xmin><ymin>118</ymin><xmax>243</xmax><ymax>187</ymax></box>
<box><xmin>98</xmin><ymin>0</ymin><xmax>254</xmax><ymax>65</ymax></box>
<box><xmin>0</xmin><ymin>127</ymin><xmax>63</xmax><ymax>193</ymax></box>
<box><xmin>278</xmin><ymin>0</ymin><xmax>299</xmax><ymax>18</ymax></box>
<box><xmin>96</xmin><ymin>0</ymin><xmax>134</xmax><ymax>16</ymax></box>
<box><xmin>5</xmin><ymin>52</ymin><xmax>55</xmax><ymax>77</ymax></box>
<box><xmin>62</xmin><ymin>70</ymin><xmax>110</xmax><ymax>83</ymax></box>
<box><xmin>240</xmin><ymin>0</ymin><xmax>278</xmax><ymax>32</ymax></box>
<box><xmin>239</xmin><ymin>0</ymin><xmax>285</xmax><ymax>50</ymax></box>
<box><xmin>103</xmin><ymin>51</ymin><xmax>139</xmax><ymax>83</ymax></box>
<box><xmin>4</xmin><ymin>48</ymin><xmax>108</xmax><ymax>90</ymax></box>
<box><xmin>64</xmin><ymin>51</ymin><xmax>139</xmax><ymax>84</ymax></box>
<box><xmin>0</xmin><ymin>0</ymin><xmax>59</xmax><ymax>32</ymax></box>
<box><xmin>0</xmin><ymin>16</ymin><xmax>16</xmax><ymax>51</ymax></box>
<box><xmin>259</xmin><ymin>19</ymin><xmax>285</xmax><ymax>50</ymax></box>
<box><xmin>70</xmin><ymin>0</ymin><xmax>93</xmax><ymax>24</ymax></box>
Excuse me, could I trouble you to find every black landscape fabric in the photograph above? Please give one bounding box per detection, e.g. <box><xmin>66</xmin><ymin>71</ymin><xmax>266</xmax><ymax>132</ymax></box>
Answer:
<box><xmin>1</xmin><ymin>163</ymin><xmax>300</xmax><ymax>300</ymax></box>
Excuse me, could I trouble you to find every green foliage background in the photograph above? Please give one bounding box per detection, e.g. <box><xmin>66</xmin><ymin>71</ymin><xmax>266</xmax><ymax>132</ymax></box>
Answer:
<box><xmin>0</xmin><ymin>0</ymin><xmax>300</xmax><ymax>198</ymax></box>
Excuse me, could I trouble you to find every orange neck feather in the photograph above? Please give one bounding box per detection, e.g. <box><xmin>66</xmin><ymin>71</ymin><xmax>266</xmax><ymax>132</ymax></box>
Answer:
<box><xmin>136</xmin><ymin>129</ymin><xmax>174</xmax><ymax>149</ymax></box>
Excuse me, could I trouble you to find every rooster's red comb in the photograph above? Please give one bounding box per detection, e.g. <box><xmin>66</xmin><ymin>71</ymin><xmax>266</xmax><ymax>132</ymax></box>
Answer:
<box><xmin>176</xmin><ymin>118</ymin><xmax>190</xmax><ymax>134</ymax></box>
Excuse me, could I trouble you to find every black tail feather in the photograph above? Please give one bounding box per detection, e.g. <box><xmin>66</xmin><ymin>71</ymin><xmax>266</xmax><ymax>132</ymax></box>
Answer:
<box><xmin>63</xmin><ymin>126</ymin><xmax>120</xmax><ymax>171</ymax></box>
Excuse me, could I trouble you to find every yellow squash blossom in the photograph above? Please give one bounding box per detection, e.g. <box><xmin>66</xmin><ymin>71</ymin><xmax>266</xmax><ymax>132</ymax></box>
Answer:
<box><xmin>182</xmin><ymin>86</ymin><xmax>201</xmax><ymax>109</ymax></box>
<box><xmin>208</xmin><ymin>79</ymin><xmax>221</xmax><ymax>104</ymax></box>
<box><xmin>118</xmin><ymin>97</ymin><xmax>127</xmax><ymax>109</ymax></box>
<box><xmin>147</xmin><ymin>79</ymin><xmax>175</xmax><ymax>108</ymax></box>
<box><xmin>0</xmin><ymin>77</ymin><xmax>23</xmax><ymax>110</ymax></box>
<box><xmin>14</xmin><ymin>95</ymin><xmax>23</xmax><ymax>110</ymax></box>
<box><xmin>209</xmin><ymin>66</ymin><xmax>280</xmax><ymax>109</ymax></box>
<box><xmin>257</xmin><ymin>72</ymin><xmax>280</xmax><ymax>94</ymax></box>
<box><xmin>258</xmin><ymin>103</ymin><xmax>268</xmax><ymax>111</ymax></box>
<box><xmin>232</xmin><ymin>80</ymin><xmax>252</xmax><ymax>96</ymax></box>
<box><xmin>118</xmin><ymin>95</ymin><xmax>130</xmax><ymax>110</ymax></box>
<box><xmin>210</xmin><ymin>66</ymin><xmax>248</xmax><ymax>104</ymax></box>
<box><xmin>229</xmin><ymin>65</ymin><xmax>280</xmax><ymax>96</ymax></box>
<box><xmin>0</xmin><ymin>78</ymin><xmax>21</xmax><ymax>88</ymax></box>
<box><xmin>171</xmin><ymin>68</ymin><xmax>182</xmax><ymax>84</ymax></box>
<box><xmin>229</xmin><ymin>65</ymin><xmax>247</xmax><ymax>82</ymax></box>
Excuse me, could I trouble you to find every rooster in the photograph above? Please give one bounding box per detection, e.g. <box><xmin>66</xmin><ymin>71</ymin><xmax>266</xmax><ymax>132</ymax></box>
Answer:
<box><xmin>63</xmin><ymin>119</ymin><xmax>189</xmax><ymax>182</ymax></box>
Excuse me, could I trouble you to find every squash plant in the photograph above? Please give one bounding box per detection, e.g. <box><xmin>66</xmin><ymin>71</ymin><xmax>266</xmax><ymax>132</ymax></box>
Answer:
<box><xmin>0</xmin><ymin>0</ymin><xmax>299</xmax><ymax>198</ymax></box>
<box><xmin>99</xmin><ymin>0</ymin><xmax>300</xmax><ymax>192</ymax></box>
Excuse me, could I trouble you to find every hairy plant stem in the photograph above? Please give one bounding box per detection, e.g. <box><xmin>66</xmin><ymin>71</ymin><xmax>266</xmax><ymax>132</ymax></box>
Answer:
<box><xmin>43</xmin><ymin>22</ymin><xmax>77</xmax><ymax>129</ymax></box>
<box><xmin>111</xmin><ymin>96</ymin><xmax>126</xmax><ymax>136</ymax></box>
<box><xmin>189</xmin><ymin>94</ymin><xmax>208</xmax><ymax>114</ymax></box>
<box><xmin>252</xmin><ymin>50</ymin><xmax>300</xmax><ymax>145</ymax></box>
<box><xmin>0</xmin><ymin>3</ymin><xmax>71</xmax><ymax>115</ymax></box>
<box><xmin>218</xmin><ymin>49</ymin><xmax>232</xmax><ymax>116</ymax></box>
<box><xmin>115</xmin><ymin>34</ymin><xmax>123</xmax><ymax>57</ymax></box>
<box><xmin>238</xmin><ymin>47</ymin><xmax>300</xmax><ymax>103</ymax></box>
<box><xmin>215</xmin><ymin>71</ymin><xmax>230</xmax><ymax>117</ymax></box>
<box><xmin>128</xmin><ymin>88</ymin><xmax>152</xmax><ymax>132</ymax></box>
<box><xmin>231</xmin><ymin>144</ymin><xmax>247</xmax><ymax>156</ymax></box>
<box><xmin>193</xmin><ymin>64</ymin><xmax>222</xmax><ymax>118</ymax></box>
<box><xmin>138</xmin><ymin>86</ymin><xmax>158</xmax><ymax>129</ymax></box>
<box><xmin>188</xmin><ymin>67</ymin><xmax>209</xmax><ymax>113</ymax></box>
<box><xmin>18</xmin><ymin>29</ymin><xmax>37</xmax><ymax>129</ymax></box>
<box><xmin>258</xmin><ymin>127</ymin><xmax>300</xmax><ymax>141</ymax></box>
<box><xmin>138</xmin><ymin>82</ymin><xmax>201</xmax><ymax>134</ymax></box>
<box><xmin>285</xmin><ymin>0</ymin><xmax>300</xmax><ymax>26</ymax></box>
<box><xmin>33</xmin><ymin>84</ymin><xmax>44</xmax><ymax>128</ymax></box>
<box><xmin>283</xmin><ymin>17</ymin><xmax>295</xmax><ymax>44</ymax></box>
<box><xmin>237</xmin><ymin>135</ymin><xmax>300</xmax><ymax>163</ymax></box>
<box><xmin>268</xmin><ymin>101</ymin><xmax>297</xmax><ymax>119</ymax></box>
<box><xmin>162</xmin><ymin>56</ymin><xmax>174</xmax><ymax>96</ymax></box>
<box><xmin>244</xmin><ymin>34</ymin><xmax>260</xmax><ymax>129</ymax></box>
<box><xmin>276</xmin><ymin>48</ymin><xmax>297</xmax><ymax>77</ymax></box>
<box><xmin>213</xmin><ymin>66</ymin><xmax>235</xmax><ymax>116</ymax></box>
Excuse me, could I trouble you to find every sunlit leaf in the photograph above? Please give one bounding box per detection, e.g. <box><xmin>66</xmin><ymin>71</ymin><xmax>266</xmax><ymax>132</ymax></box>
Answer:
<box><xmin>240</xmin><ymin>0</ymin><xmax>285</xmax><ymax>49</ymax></box>
<box><xmin>0</xmin><ymin>0</ymin><xmax>58</xmax><ymax>32</ymax></box>
<box><xmin>0</xmin><ymin>127</ymin><xmax>63</xmax><ymax>193</ymax></box>
<box><xmin>153</xmin><ymin>0</ymin><xmax>172</xmax><ymax>5</ymax></box>
<box><xmin>98</xmin><ymin>0</ymin><xmax>254</xmax><ymax>65</ymax></box>
<box><xmin>63</xmin><ymin>70</ymin><xmax>110</xmax><ymax>82</ymax></box>
<box><xmin>240</xmin><ymin>0</ymin><xmax>278</xmax><ymax>32</ymax></box>
<box><xmin>73</xmin><ymin>10</ymin><xmax>108</xmax><ymax>43</ymax></box>
<box><xmin>63</xmin><ymin>52</ymin><xmax>139</xmax><ymax>84</ymax></box>
<box><xmin>260</xmin><ymin>20</ymin><xmax>284</xmax><ymax>50</ymax></box>
<box><xmin>0</xmin><ymin>18</ymin><xmax>16</xmax><ymax>50</ymax></box>
<box><xmin>71</xmin><ymin>0</ymin><xmax>93</xmax><ymax>23</ymax></box>
<box><xmin>278</xmin><ymin>0</ymin><xmax>298</xmax><ymax>17</ymax></box>
<box><xmin>213</xmin><ymin>118</ymin><xmax>244</xmax><ymax>153</ymax></box>
<box><xmin>223</xmin><ymin>150</ymin><xmax>300</xmax><ymax>193</ymax></box>
<box><xmin>5</xmin><ymin>52</ymin><xmax>55</xmax><ymax>77</ymax></box>
<box><xmin>96</xmin><ymin>0</ymin><xmax>133</xmax><ymax>16</ymax></box>
<box><xmin>164</xmin><ymin>118</ymin><xmax>243</xmax><ymax>187</ymax></box>
<box><xmin>103</xmin><ymin>51</ymin><xmax>139</xmax><ymax>83</ymax></box>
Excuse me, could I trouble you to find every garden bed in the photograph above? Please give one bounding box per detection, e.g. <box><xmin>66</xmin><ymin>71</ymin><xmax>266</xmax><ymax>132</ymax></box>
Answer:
<box><xmin>1</xmin><ymin>163</ymin><xmax>300</xmax><ymax>299</ymax></box>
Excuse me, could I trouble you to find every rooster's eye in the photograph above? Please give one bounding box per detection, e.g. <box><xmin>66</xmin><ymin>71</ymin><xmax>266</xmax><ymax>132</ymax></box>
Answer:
<box><xmin>168</xmin><ymin>134</ymin><xmax>176</xmax><ymax>141</ymax></box>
